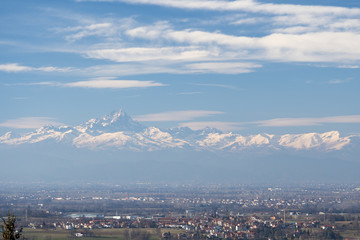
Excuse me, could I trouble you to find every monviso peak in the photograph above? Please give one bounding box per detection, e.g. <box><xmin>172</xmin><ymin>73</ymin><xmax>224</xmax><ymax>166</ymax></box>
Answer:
<box><xmin>82</xmin><ymin>109</ymin><xmax>146</xmax><ymax>133</ymax></box>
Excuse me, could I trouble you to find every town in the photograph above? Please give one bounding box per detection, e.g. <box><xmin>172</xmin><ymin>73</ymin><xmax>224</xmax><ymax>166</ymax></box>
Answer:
<box><xmin>1</xmin><ymin>183</ymin><xmax>360</xmax><ymax>239</ymax></box>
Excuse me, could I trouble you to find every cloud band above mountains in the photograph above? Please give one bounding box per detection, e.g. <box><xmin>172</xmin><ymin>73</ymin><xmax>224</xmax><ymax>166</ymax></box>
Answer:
<box><xmin>0</xmin><ymin>117</ymin><xmax>63</xmax><ymax>129</ymax></box>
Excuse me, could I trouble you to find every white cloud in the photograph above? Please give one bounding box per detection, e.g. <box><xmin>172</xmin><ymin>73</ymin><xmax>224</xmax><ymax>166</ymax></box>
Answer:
<box><xmin>185</xmin><ymin>62</ymin><xmax>261</xmax><ymax>74</ymax></box>
<box><xmin>85</xmin><ymin>47</ymin><xmax>215</xmax><ymax>62</ymax></box>
<box><xmin>55</xmin><ymin>17</ymin><xmax>136</xmax><ymax>42</ymax></box>
<box><xmin>125</xmin><ymin>21</ymin><xmax>169</xmax><ymax>40</ymax></box>
<box><xmin>29</xmin><ymin>79</ymin><xmax>165</xmax><ymax>89</ymax></box>
<box><xmin>258</xmin><ymin>32</ymin><xmax>360</xmax><ymax>62</ymax></box>
<box><xmin>338</xmin><ymin>65</ymin><xmax>360</xmax><ymax>69</ymax></box>
<box><xmin>270</xmin><ymin>14</ymin><xmax>360</xmax><ymax>33</ymax></box>
<box><xmin>64</xmin><ymin>23</ymin><xmax>114</xmax><ymax>41</ymax></box>
<box><xmin>176</xmin><ymin>91</ymin><xmax>201</xmax><ymax>95</ymax></box>
<box><xmin>178</xmin><ymin>115</ymin><xmax>360</xmax><ymax>130</ymax></box>
<box><xmin>84</xmin><ymin>64</ymin><xmax>179</xmax><ymax>76</ymax></box>
<box><xmin>232</xmin><ymin>17</ymin><xmax>265</xmax><ymax>25</ymax></box>
<box><xmin>195</xmin><ymin>83</ymin><xmax>240</xmax><ymax>90</ymax></box>
<box><xmin>125</xmin><ymin>24</ymin><xmax>360</xmax><ymax>63</ymax></box>
<box><xmin>37</xmin><ymin>66</ymin><xmax>72</xmax><ymax>72</ymax></box>
<box><xmin>81</xmin><ymin>22</ymin><xmax>360</xmax><ymax>66</ymax></box>
<box><xmin>179</xmin><ymin>121</ymin><xmax>242</xmax><ymax>131</ymax></box>
<box><xmin>254</xmin><ymin>115</ymin><xmax>360</xmax><ymax>127</ymax></box>
<box><xmin>134</xmin><ymin>110</ymin><xmax>224</xmax><ymax>122</ymax></box>
<box><xmin>47</xmin><ymin>0</ymin><xmax>360</xmax><ymax>75</ymax></box>
<box><xmin>176</xmin><ymin>115</ymin><xmax>360</xmax><ymax>130</ymax></box>
<box><xmin>0</xmin><ymin>63</ymin><xmax>32</xmax><ymax>72</ymax></box>
<box><xmin>0</xmin><ymin>61</ymin><xmax>261</xmax><ymax>77</ymax></box>
<box><xmin>75</xmin><ymin>0</ymin><xmax>360</xmax><ymax>35</ymax></box>
<box><xmin>327</xmin><ymin>79</ymin><xmax>349</xmax><ymax>84</ymax></box>
<box><xmin>81</xmin><ymin>59</ymin><xmax>261</xmax><ymax>76</ymax></box>
<box><xmin>126</xmin><ymin>25</ymin><xmax>246</xmax><ymax>46</ymax></box>
<box><xmin>0</xmin><ymin>63</ymin><xmax>72</xmax><ymax>73</ymax></box>
<box><xmin>64</xmin><ymin>79</ymin><xmax>164</xmax><ymax>88</ymax></box>
<box><xmin>77</xmin><ymin>0</ymin><xmax>360</xmax><ymax>16</ymax></box>
<box><xmin>0</xmin><ymin>117</ymin><xmax>62</xmax><ymax>129</ymax></box>
<box><xmin>54</xmin><ymin>0</ymin><xmax>360</xmax><ymax>76</ymax></box>
<box><xmin>13</xmin><ymin>97</ymin><xmax>28</xmax><ymax>100</ymax></box>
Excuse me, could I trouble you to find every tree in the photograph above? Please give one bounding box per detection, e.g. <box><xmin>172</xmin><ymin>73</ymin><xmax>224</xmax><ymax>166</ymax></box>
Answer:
<box><xmin>1</xmin><ymin>212</ymin><xmax>23</xmax><ymax>240</ymax></box>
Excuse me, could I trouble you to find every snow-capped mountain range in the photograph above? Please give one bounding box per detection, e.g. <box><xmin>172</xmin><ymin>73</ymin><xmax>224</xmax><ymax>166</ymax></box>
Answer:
<box><xmin>0</xmin><ymin>110</ymin><xmax>356</xmax><ymax>152</ymax></box>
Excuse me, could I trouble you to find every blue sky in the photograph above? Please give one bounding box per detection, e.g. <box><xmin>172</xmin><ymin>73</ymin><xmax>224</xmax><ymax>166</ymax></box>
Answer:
<box><xmin>1</xmin><ymin>0</ymin><xmax>360</xmax><ymax>135</ymax></box>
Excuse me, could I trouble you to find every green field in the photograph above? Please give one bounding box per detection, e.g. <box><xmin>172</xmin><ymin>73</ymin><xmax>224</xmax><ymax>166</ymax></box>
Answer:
<box><xmin>23</xmin><ymin>224</ymin><xmax>360</xmax><ymax>239</ymax></box>
<box><xmin>23</xmin><ymin>228</ymin><xmax>185</xmax><ymax>240</ymax></box>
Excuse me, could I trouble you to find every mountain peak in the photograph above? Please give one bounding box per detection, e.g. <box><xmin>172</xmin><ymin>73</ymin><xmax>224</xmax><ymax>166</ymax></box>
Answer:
<box><xmin>78</xmin><ymin>109</ymin><xmax>145</xmax><ymax>133</ymax></box>
<box><xmin>104</xmin><ymin>109</ymin><xmax>126</xmax><ymax>122</ymax></box>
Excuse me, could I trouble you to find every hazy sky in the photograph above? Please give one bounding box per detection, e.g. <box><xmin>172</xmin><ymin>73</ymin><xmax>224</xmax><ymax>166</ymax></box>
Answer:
<box><xmin>1</xmin><ymin>0</ymin><xmax>360</xmax><ymax>135</ymax></box>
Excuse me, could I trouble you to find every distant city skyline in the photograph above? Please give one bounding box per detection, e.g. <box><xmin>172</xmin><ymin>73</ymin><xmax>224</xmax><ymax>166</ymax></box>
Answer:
<box><xmin>1</xmin><ymin>0</ymin><xmax>360</xmax><ymax>137</ymax></box>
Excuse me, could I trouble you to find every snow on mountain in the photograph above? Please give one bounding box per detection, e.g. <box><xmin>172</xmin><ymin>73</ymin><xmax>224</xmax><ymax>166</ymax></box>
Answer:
<box><xmin>196</xmin><ymin>133</ymin><xmax>276</xmax><ymax>151</ymax></box>
<box><xmin>73</xmin><ymin>132</ymin><xmax>132</xmax><ymax>149</ymax></box>
<box><xmin>197</xmin><ymin>132</ymin><xmax>235</xmax><ymax>148</ymax></box>
<box><xmin>168</xmin><ymin>127</ymin><xmax>222</xmax><ymax>140</ymax></box>
<box><xmin>73</xmin><ymin>127</ymin><xmax>188</xmax><ymax>151</ymax></box>
<box><xmin>75</xmin><ymin>110</ymin><xmax>145</xmax><ymax>134</ymax></box>
<box><xmin>228</xmin><ymin>134</ymin><xmax>273</xmax><ymax>150</ymax></box>
<box><xmin>139</xmin><ymin>127</ymin><xmax>188</xmax><ymax>149</ymax></box>
<box><xmin>0</xmin><ymin>110</ymin><xmax>355</xmax><ymax>152</ymax></box>
<box><xmin>0</xmin><ymin>126</ymin><xmax>75</xmax><ymax>145</ymax></box>
<box><xmin>279</xmin><ymin>131</ymin><xmax>350</xmax><ymax>150</ymax></box>
<box><xmin>0</xmin><ymin>132</ymin><xmax>12</xmax><ymax>141</ymax></box>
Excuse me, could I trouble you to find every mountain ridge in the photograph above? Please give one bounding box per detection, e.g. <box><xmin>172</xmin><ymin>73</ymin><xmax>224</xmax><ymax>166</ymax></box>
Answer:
<box><xmin>0</xmin><ymin>110</ymin><xmax>356</xmax><ymax>152</ymax></box>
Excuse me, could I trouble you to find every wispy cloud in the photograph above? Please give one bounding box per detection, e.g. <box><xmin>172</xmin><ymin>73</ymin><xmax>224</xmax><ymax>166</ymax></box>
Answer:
<box><xmin>13</xmin><ymin>97</ymin><xmax>28</xmax><ymax>100</ymax></box>
<box><xmin>0</xmin><ymin>117</ymin><xmax>62</xmax><ymax>129</ymax></box>
<box><xmin>0</xmin><ymin>63</ymin><xmax>72</xmax><ymax>73</ymax></box>
<box><xmin>338</xmin><ymin>65</ymin><xmax>360</xmax><ymax>69</ymax></box>
<box><xmin>8</xmin><ymin>0</ymin><xmax>360</xmax><ymax>78</ymax></box>
<box><xmin>0</xmin><ymin>61</ymin><xmax>260</xmax><ymax>77</ymax></box>
<box><xmin>45</xmin><ymin>0</ymin><xmax>360</xmax><ymax>76</ymax></box>
<box><xmin>176</xmin><ymin>92</ymin><xmax>202</xmax><ymax>95</ymax></box>
<box><xmin>77</xmin><ymin>0</ymin><xmax>360</xmax><ymax>37</ymax></box>
<box><xmin>83</xmin><ymin>64</ymin><xmax>178</xmax><ymax>76</ymax></box>
<box><xmin>185</xmin><ymin>62</ymin><xmax>262</xmax><ymax>74</ymax></box>
<box><xmin>27</xmin><ymin>79</ymin><xmax>165</xmax><ymax>89</ymax></box>
<box><xmin>306</xmin><ymin>78</ymin><xmax>351</xmax><ymax>85</ymax></box>
<box><xmin>77</xmin><ymin>0</ymin><xmax>360</xmax><ymax>16</ymax></box>
<box><xmin>232</xmin><ymin>17</ymin><xmax>265</xmax><ymax>25</ymax></box>
<box><xmin>83</xmin><ymin>60</ymin><xmax>261</xmax><ymax>76</ymax></box>
<box><xmin>178</xmin><ymin>115</ymin><xmax>360</xmax><ymax>130</ymax></box>
<box><xmin>134</xmin><ymin>110</ymin><xmax>224</xmax><ymax>122</ymax></box>
<box><xmin>178</xmin><ymin>121</ymin><xmax>243</xmax><ymax>131</ymax></box>
<box><xmin>64</xmin><ymin>23</ymin><xmax>114</xmax><ymax>41</ymax></box>
<box><xmin>0</xmin><ymin>63</ymin><xmax>32</xmax><ymax>72</ymax></box>
<box><xmin>195</xmin><ymin>83</ymin><xmax>240</xmax><ymax>90</ymax></box>
<box><xmin>64</xmin><ymin>79</ymin><xmax>164</xmax><ymax>88</ymax></box>
<box><xmin>85</xmin><ymin>47</ymin><xmax>214</xmax><ymax>62</ymax></box>
<box><xmin>56</xmin><ymin>17</ymin><xmax>136</xmax><ymax>42</ymax></box>
<box><xmin>327</xmin><ymin>79</ymin><xmax>349</xmax><ymax>84</ymax></box>
<box><xmin>125</xmin><ymin>24</ymin><xmax>360</xmax><ymax>63</ymax></box>
<box><xmin>254</xmin><ymin>115</ymin><xmax>360</xmax><ymax>127</ymax></box>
